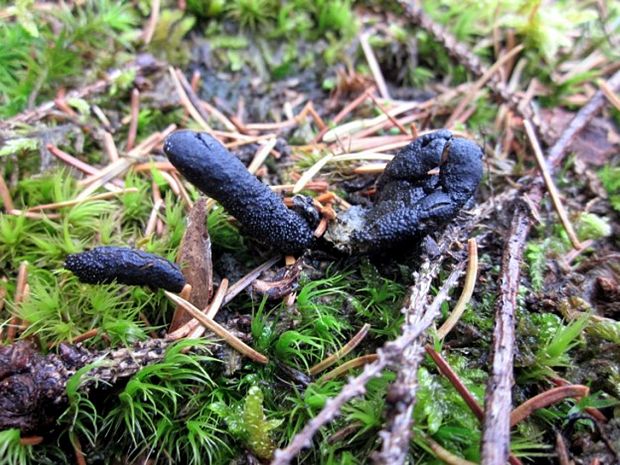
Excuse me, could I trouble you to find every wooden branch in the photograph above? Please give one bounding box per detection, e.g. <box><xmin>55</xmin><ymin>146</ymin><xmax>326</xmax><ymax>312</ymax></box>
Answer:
<box><xmin>481</xmin><ymin>201</ymin><xmax>531</xmax><ymax>465</ymax></box>
<box><xmin>374</xmin><ymin>261</ymin><xmax>466</xmax><ymax>465</ymax></box>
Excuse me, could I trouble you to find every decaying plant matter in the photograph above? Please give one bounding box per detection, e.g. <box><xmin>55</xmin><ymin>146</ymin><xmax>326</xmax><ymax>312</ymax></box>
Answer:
<box><xmin>0</xmin><ymin>339</ymin><xmax>172</xmax><ymax>433</ymax></box>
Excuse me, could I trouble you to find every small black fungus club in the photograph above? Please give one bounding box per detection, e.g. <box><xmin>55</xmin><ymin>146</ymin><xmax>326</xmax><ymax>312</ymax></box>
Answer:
<box><xmin>65</xmin><ymin>246</ymin><xmax>186</xmax><ymax>292</ymax></box>
<box><xmin>163</xmin><ymin>130</ymin><xmax>315</xmax><ymax>254</ymax></box>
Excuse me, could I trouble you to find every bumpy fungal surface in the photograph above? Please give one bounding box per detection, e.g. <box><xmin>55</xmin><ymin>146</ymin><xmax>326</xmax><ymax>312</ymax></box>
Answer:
<box><xmin>163</xmin><ymin>130</ymin><xmax>315</xmax><ymax>254</ymax></box>
<box><xmin>65</xmin><ymin>246</ymin><xmax>186</xmax><ymax>292</ymax></box>
<box><xmin>325</xmin><ymin>130</ymin><xmax>483</xmax><ymax>253</ymax></box>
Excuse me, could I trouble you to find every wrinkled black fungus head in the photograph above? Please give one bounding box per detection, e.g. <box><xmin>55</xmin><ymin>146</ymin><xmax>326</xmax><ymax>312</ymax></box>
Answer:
<box><xmin>326</xmin><ymin>129</ymin><xmax>484</xmax><ymax>254</ymax></box>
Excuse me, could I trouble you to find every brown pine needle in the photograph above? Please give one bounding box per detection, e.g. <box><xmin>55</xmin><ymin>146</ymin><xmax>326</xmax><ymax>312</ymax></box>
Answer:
<box><xmin>205</xmin><ymin>278</ymin><xmax>229</xmax><ymax>320</ymax></box>
<box><xmin>0</xmin><ymin>175</ymin><xmax>15</xmax><ymax>210</ymax></box>
<box><xmin>319</xmin><ymin>354</ymin><xmax>378</xmax><ymax>383</ymax></box>
<box><xmin>101</xmin><ymin>131</ymin><xmax>119</xmax><ymax>162</ymax></box>
<box><xmin>164</xmin><ymin>291</ymin><xmax>268</xmax><ymax>364</ymax></box>
<box><xmin>222</xmin><ymin>256</ymin><xmax>280</xmax><ymax>307</ymax></box>
<box><xmin>446</xmin><ymin>44</ymin><xmax>524</xmax><ymax>128</ymax></box>
<box><xmin>169</xmin><ymin>66</ymin><xmax>212</xmax><ymax>131</ymax></box>
<box><xmin>293</xmin><ymin>153</ymin><xmax>333</xmax><ymax>193</ymax></box>
<box><xmin>312</xmin><ymin>86</ymin><xmax>375</xmax><ymax>143</ymax></box>
<box><xmin>126</xmin><ymin>88</ymin><xmax>140</xmax><ymax>151</ymax></box>
<box><xmin>437</xmin><ymin>238</ymin><xmax>479</xmax><ymax>339</ymax></box>
<box><xmin>247</xmin><ymin>138</ymin><xmax>278</xmax><ymax>174</ymax></box>
<box><xmin>27</xmin><ymin>188</ymin><xmax>138</xmax><ymax>212</ymax></box>
<box><xmin>76</xmin><ymin>158</ymin><xmax>135</xmax><ymax>200</ymax></box>
<box><xmin>598</xmin><ymin>79</ymin><xmax>620</xmax><ymax>111</ymax></box>
<box><xmin>368</xmin><ymin>93</ymin><xmax>408</xmax><ymax>134</ymax></box>
<box><xmin>359</xmin><ymin>31</ymin><xmax>390</xmax><ymax>100</ymax></box>
<box><xmin>47</xmin><ymin>144</ymin><xmax>123</xmax><ymax>190</ymax></box>
<box><xmin>352</xmin><ymin>163</ymin><xmax>388</xmax><ymax>174</ymax></box>
<box><xmin>133</xmin><ymin>161</ymin><xmax>176</xmax><ymax>172</ymax></box>
<box><xmin>7</xmin><ymin>209</ymin><xmax>61</xmax><ymax>220</ymax></box>
<box><xmin>510</xmin><ymin>385</ymin><xmax>589</xmax><ymax>427</ymax></box>
<box><xmin>425</xmin><ymin>344</ymin><xmax>484</xmax><ymax>421</ymax></box>
<box><xmin>424</xmin><ymin>435</ymin><xmax>478</xmax><ymax>465</ymax></box>
<box><xmin>141</xmin><ymin>0</ymin><xmax>160</xmax><ymax>44</ymax></box>
<box><xmin>309</xmin><ymin>324</ymin><xmax>371</xmax><ymax>375</ymax></box>
<box><xmin>331</xmin><ymin>153</ymin><xmax>394</xmax><ymax>162</ymax></box>
<box><xmin>72</xmin><ymin>328</ymin><xmax>100</xmax><ymax>344</ymax></box>
<box><xmin>523</xmin><ymin>119</ymin><xmax>582</xmax><ymax>250</ymax></box>
<box><xmin>20</xmin><ymin>436</ymin><xmax>44</xmax><ymax>446</ymax></box>
<box><xmin>144</xmin><ymin>198</ymin><xmax>164</xmax><ymax>237</ymax></box>
<box><xmin>187</xmin><ymin>279</ymin><xmax>230</xmax><ymax>339</ymax></box>
<box><xmin>7</xmin><ymin>261</ymin><xmax>28</xmax><ymax>342</ymax></box>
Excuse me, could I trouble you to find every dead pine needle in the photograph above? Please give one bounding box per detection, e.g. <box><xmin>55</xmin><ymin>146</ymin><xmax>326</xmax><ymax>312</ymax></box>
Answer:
<box><xmin>126</xmin><ymin>88</ymin><xmax>140</xmax><ymax>151</ymax></box>
<box><xmin>169</xmin><ymin>66</ymin><xmax>212</xmax><ymax>131</ymax></box>
<box><xmin>28</xmin><ymin>188</ymin><xmax>139</xmax><ymax>212</ymax></box>
<box><xmin>7</xmin><ymin>261</ymin><xmax>29</xmax><ymax>342</ymax></box>
<box><xmin>437</xmin><ymin>238</ymin><xmax>478</xmax><ymax>339</ymax></box>
<box><xmin>510</xmin><ymin>385</ymin><xmax>589</xmax><ymax>427</ymax></box>
<box><xmin>309</xmin><ymin>324</ymin><xmax>371</xmax><ymax>375</ymax></box>
<box><xmin>523</xmin><ymin>119</ymin><xmax>582</xmax><ymax>250</ymax></box>
<box><xmin>359</xmin><ymin>31</ymin><xmax>390</xmax><ymax>100</ymax></box>
<box><xmin>423</xmin><ymin>435</ymin><xmax>478</xmax><ymax>465</ymax></box>
<box><xmin>164</xmin><ymin>291</ymin><xmax>268</xmax><ymax>364</ymax></box>
<box><xmin>293</xmin><ymin>153</ymin><xmax>333</xmax><ymax>193</ymax></box>
<box><xmin>319</xmin><ymin>354</ymin><xmax>379</xmax><ymax>383</ymax></box>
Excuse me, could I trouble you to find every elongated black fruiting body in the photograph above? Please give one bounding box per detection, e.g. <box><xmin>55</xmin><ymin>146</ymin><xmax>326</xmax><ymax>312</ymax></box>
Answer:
<box><xmin>65</xmin><ymin>246</ymin><xmax>186</xmax><ymax>292</ymax></box>
<box><xmin>163</xmin><ymin>130</ymin><xmax>314</xmax><ymax>254</ymax></box>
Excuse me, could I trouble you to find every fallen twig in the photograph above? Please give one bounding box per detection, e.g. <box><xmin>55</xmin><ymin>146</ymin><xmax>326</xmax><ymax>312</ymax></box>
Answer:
<box><xmin>374</xmin><ymin>260</ymin><xmax>466</xmax><ymax>465</ymax></box>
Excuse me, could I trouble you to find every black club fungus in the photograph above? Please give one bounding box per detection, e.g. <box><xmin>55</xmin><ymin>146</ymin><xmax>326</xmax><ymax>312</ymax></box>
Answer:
<box><xmin>163</xmin><ymin>130</ymin><xmax>315</xmax><ymax>254</ymax></box>
<box><xmin>65</xmin><ymin>246</ymin><xmax>186</xmax><ymax>292</ymax></box>
<box><xmin>325</xmin><ymin>130</ymin><xmax>483</xmax><ymax>253</ymax></box>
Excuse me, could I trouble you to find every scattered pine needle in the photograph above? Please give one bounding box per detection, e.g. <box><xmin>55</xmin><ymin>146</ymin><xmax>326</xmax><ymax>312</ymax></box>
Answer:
<box><xmin>126</xmin><ymin>88</ymin><xmax>140</xmax><ymax>151</ymax></box>
<box><xmin>423</xmin><ymin>435</ymin><xmax>478</xmax><ymax>465</ymax></box>
<box><xmin>0</xmin><ymin>173</ymin><xmax>15</xmax><ymax>210</ymax></box>
<box><xmin>437</xmin><ymin>238</ymin><xmax>479</xmax><ymax>339</ymax></box>
<box><xmin>27</xmin><ymin>188</ymin><xmax>139</xmax><ymax>212</ymax></box>
<box><xmin>319</xmin><ymin>354</ymin><xmax>378</xmax><ymax>383</ymax></box>
<box><xmin>309</xmin><ymin>324</ymin><xmax>371</xmax><ymax>375</ymax></box>
<box><xmin>164</xmin><ymin>291</ymin><xmax>268</xmax><ymax>364</ymax></box>
<box><xmin>247</xmin><ymin>138</ymin><xmax>278</xmax><ymax>174</ymax></box>
<box><xmin>7</xmin><ymin>261</ymin><xmax>28</xmax><ymax>342</ymax></box>
<box><xmin>293</xmin><ymin>153</ymin><xmax>333</xmax><ymax>193</ymax></box>
<box><xmin>359</xmin><ymin>31</ymin><xmax>390</xmax><ymax>100</ymax></box>
<box><xmin>353</xmin><ymin>163</ymin><xmax>388</xmax><ymax>174</ymax></box>
<box><xmin>169</xmin><ymin>66</ymin><xmax>212</xmax><ymax>131</ymax></box>
<box><xmin>598</xmin><ymin>79</ymin><xmax>620</xmax><ymax>111</ymax></box>
<box><xmin>510</xmin><ymin>385</ymin><xmax>589</xmax><ymax>427</ymax></box>
<box><xmin>523</xmin><ymin>119</ymin><xmax>582</xmax><ymax>250</ymax></box>
<box><xmin>101</xmin><ymin>131</ymin><xmax>119</xmax><ymax>162</ymax></box>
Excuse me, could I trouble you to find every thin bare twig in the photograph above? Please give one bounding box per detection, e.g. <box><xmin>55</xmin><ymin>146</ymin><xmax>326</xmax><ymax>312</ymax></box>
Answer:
<box><xmin>481</xmin><ymin>201</ymin><xmax>530</xmax><ymax>465</ymax></box>
<box><xmin>374</xmin><ymin>260</ymin><xmax>466</xmax><ymax>465</ymax></box>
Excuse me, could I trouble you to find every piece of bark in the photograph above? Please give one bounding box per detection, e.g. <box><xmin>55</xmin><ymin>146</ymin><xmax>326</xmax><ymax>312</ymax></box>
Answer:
<box><xmin>251</xmin><ymin>258</ymin><xmax>303</xmax><ymax>300</ymax></box>
<box><xmin>0</xmin><ymin>339</ymin><xmax>171</xmax><ymax>434</ymax></box>
<box><xmin>170</xmin><ymin>197</ymin><xmax>213</xmax><ymax>331</ymax></box>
